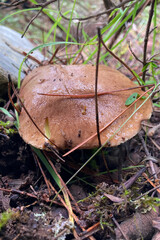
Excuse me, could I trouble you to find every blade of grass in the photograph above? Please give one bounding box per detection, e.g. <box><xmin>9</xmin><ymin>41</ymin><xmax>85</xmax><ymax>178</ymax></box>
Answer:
<box><xmin>32</xmin><ymin>147</ymin><xmax>61</xmax><ymax>187</ymax></box>
<box><xmin>84</xmin><ymin>0</ymin><xmax>146</xmax><ymax>64</ymax></box>
<box><xmin>17</xmin><ymin>41</ymin><xmax>86</xmax><ymax>88</ymax></box>
<box><xmin>0</xmin><ymin>8</ymin><xmax>41</xmax><ymax>23</ymax></box>
<box><xmin>28</xmin><ymin>0</ymin><xmax>77</xmax><ymax>42</ymax></box>
<box><xmin>65</xmin><ymin>0</ymin><xmax>77</xmax><ymax>62</ymax></box>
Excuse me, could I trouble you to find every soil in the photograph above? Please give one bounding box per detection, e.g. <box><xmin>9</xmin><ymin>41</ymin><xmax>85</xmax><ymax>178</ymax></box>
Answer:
<box><xmin>0</xmin><ymin>109</ymin><xmax>159</xmax><ymax>239</ymax></box>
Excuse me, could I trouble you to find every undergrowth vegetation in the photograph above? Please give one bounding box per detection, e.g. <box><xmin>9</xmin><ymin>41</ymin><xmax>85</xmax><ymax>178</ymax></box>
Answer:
<box><xmin>0</xmin><ymin>0</ymin><xmax>160</xmax><ymax>239</ymax></box>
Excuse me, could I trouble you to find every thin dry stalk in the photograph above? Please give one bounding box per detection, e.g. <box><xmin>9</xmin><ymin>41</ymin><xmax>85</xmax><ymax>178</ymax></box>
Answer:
<box><xmin>95</xmin><ymin>28</ymin><xmax>102</xmax><ymax>147</ymax></box>
<box><xmin>44</xmin><ymin>152</ymin><xmax>81</xmax><ymax>214</ymax></box>
<box><xmin>33</xmin><ymin>152</ymin><xmax>51</xmax><ymax>196</ymax></box>
<box><xmin>142</xmin><ymin>0</ymin><xmax>156</xmax><ymax>82</ymax></box>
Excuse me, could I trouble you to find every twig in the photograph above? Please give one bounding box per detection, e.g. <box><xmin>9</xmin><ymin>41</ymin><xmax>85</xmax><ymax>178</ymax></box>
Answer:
<box><xmin>0</xmin><ymin>0</ymin><xmax>25</xmax><ymax>7</ymax></box>
<box><xmin>95</xmin><ymin>28</ymin><xmax>102</xmax><ymax>147</ymax></box>
<box><xmin>0</xmin><ymin>133</ymin><xmax>9</xmax><ymax>139</ymax></box>
<box><xmin>21</xmin><ymin>0</ymin><xmax>57</xmax><ymax>37</ymax></box>
<box><xmin>128</xmin><ymin>42</ymin><xmax>143</xmax><ymax>64</ymax></box>
<box><xmin>142</xmin><ymin>0</ymin><xmax>156</xmax><ymax>82</ymax></box>
<box><xmin>74</xmin><ymin>222</ymin><xmax>100</xmax><ymax>239</ymax></box>
<box><xmin>138</xmin><ymin>132</ymin><xmax>157</xmax><ymax>179</ymax></box>
<box><xmin>48</xmin><ymin>181</ymin><xmax>86</xmax><ymax>234</ymax></box>
<box><xmin>33</xmin><ymin>152</ymin><xmax>51</xmax><ymax>196</ymax></box>
<box><xmin>44</xmin><ymin>152</ymin><xmax>81</xmax><ymax>214</ymax></box>
<box><xmin>149</xmin><ymin>137</ymin><xmax>160</xmax><ymax>151</ymax></box>
<box><xmin>134</xmin><ymin>184</ymin><xmax>160</xmax><ymax>200</ymax></box>
<box><xmin>99</xmin><ymin>34</ymin><xmax>141</xmax><ymax>85</ymax></box>
<box><xmin>112</xmin><ymin>215</ymin><xmax>129</xmax><ymax>240</ymax></box>
<box><xmin>48</xmin><ymin>46</ymin><xmax>61</xmax><ymax>64</ymax></box>
<box><xmin>8</xmin><ymin>78</ymin><xmax>21</xmax><ymax>114</ymax></box>
<box><xmin>57</xmin><ymin>0</ymin><xmax>137</xmax><ymax>22</ymax></box>
<box><xmin>0</xmin><ymin>187</ymin><xmax>37</xmax><ymax>199</ymax></box>
<box><xmin>21</xmin><ymin>8</ymin><xmax>43</xmax><ymax>38</ymax></box>
<box><xmin>138</xmin><ymin>132</ymin><xmax>150</xmax><ymax>156</ymax></box>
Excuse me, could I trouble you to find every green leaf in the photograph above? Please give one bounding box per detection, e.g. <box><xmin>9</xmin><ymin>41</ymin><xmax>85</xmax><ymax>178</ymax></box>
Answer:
<box><xmin>142</xmin><ymin>63</ymin><xmax>150</xmax><ymax>72</ymax></box>
<box><xmin>125</xmin><ymin>93</ymin><xmax>138</xmax><ymax>106</ymax></box>
<box><xmin>0</xmin><ymin>108</ymin><xmax>13</xmax><ymax>118</ymax></box>
<box><xmin>151</xmin><ymin>62</ymin><xmax>158</xmax><ymax>68</ymax></box>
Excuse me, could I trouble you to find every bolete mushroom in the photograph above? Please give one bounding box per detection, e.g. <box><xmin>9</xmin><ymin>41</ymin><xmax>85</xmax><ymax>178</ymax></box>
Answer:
<box><xmin>18</xmin><ymin>64</ymin><xmax>152</xmax><ymax>150</ymax></box>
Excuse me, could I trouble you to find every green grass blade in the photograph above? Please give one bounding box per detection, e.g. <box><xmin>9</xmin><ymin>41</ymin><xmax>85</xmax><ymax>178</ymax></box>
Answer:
<box><xmin>18</xmin><ymin>41</ymin><xmax>85</xmax><ymax>88</ymax></box>
<box><xmin>32</xmin><ymin>147</ymin><xmax>61</xmax><ymax>188</ymax></box>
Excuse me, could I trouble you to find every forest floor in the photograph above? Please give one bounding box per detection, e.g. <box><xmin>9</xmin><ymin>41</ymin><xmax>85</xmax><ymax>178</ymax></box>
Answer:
<box><xmin>0</xmin><ymin>1</ymin><xmax>160</xmax><ymax>240</ymax></box>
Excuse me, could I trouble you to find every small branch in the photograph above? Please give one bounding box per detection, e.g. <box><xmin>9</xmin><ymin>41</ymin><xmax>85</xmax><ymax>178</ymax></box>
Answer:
<box><xmin>0</xmin><ymin>187</ymin><xmax>37</xmax><ymax>199</ymax></box>
<box><xmin>100</xmin><ymin>34</ymin><xmax>141</xmax><ymax>85</ymax></box>
<box><xmin>21</xmin><ymin>0</ymin><xmax>57</xmax><ymax>38</ymax></box>
<box><xmin>95</xmin><ymin>28</ymin><xmax>102</xmax><ymax>147</ymax></box>
<box><xmin>128</xmin><ymin>42</ymin><xmax>143</xmax><ymax>64</ymax></box>
<box><xmin>138</xmin><ymin>132</ymin><xmax>157</xmax><ymax>179</ymax></box>
<box><xmin>33</xmin><ymin>152</ymin><xmax>51</xmax><ymax>196</ymax></box>
<box><xmin>21</xmin><ymin>8</ymin><xmax>43</xmax><ymax>38</ymax></box>
<box><xmin>112</xmin><ymin>216</ymin><xmax>129</xmax><ymax>240</ymax></box>
<box><xmin>0</xmin><ymin>0</ymin><xmax>26</xmax><ymax>7</ymax></box>
<box><xmin>57</xmin><ymin>0</ymin><xmax>137</xmax><ymax>22</ymax></box>
<box><xmin>142</xmin><ymin>0</ymin><xmax>156</xmax><ymax>82</ymax></box>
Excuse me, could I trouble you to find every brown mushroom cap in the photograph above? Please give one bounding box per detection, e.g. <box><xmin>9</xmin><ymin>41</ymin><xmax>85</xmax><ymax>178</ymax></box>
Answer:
<box><xmin>19</xmin><ymin>64</ymin><xmax>152</xmax><ymax>150</ymax></box>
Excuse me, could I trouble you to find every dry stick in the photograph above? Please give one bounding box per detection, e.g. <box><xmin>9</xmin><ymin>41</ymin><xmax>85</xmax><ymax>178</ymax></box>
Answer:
<box><xmin>33</xmin><ymin>152</ymin><xmax>51</xmax><ymax>196</ymax></box>
<box><xmin>129</xmin><ymin>42</ymin><xmax>143</xmax><ymax>64</ymax></box>
<box><xmin>38</xmin><ymin>84</ymin><xmax>154</xmax><ymax>98</ymax></box>
<box><xmin>57</xmin><ymin>0</ymin><xmax>137</xmax><ymax>22</ymax></box>
<box><xmin>112</xmin><ymin>216</ymin><xmax>129</xmax><ymax>240</ymax></box>
<box><xmin>95</xmin><ymin>28</ymin><xmax>102</xmax><ymax>147</ymax></box>
<box><xmin>48</xmin><ymin>181</ymin><xmax>93</xmax><ymax>239</ymax></box>
<box><xmin>150</xmin><ymin>137</ymin><xmax>160</xmax><ymax>151</ymax></box>
<box><xmin>100</xmin><ymin>34</ymin><xmax>141</xmax><ymax>85</ymax></box>
<box><xmin>142</xmin><ymin>0</ymin><xmax>156</xmax><ymax>82</ymax></box>
<box><xmin>21</xmin><ymin>0</ymin><xmax>57</xmax><ymax>38</ymax></box>
<box><xmin>0</xmin><ymin>0</ymin><xmax>25</xmax><ymax>7</ymax></box>
<box><xmin>48</xmin><ymin>46</ymin><xmax>61</xmax><ymax>64</ymax></box>
<box><xmin>22</xmin><ymin>8</ymin><xmax>43</xmax><ymax>38</ymax></box>
<box><xmin>78</xmin><ymin>222</ymin><xmax>100</xmax><ymax>239</ymax></box>
<box><xmin>135</xmin><ymin>184</ymin><xmax>160</xmax><ymax>201</ymax></box>
<box><xmin>48</xmin><ymin>181</ymin><xmax>78</xmax><ymax>221</ymax></box>
<box><xmin>138</xmin><ymin>132</ymin><xmax>157</xmax><ymax>179</ymax></box>
<box><xmin>0</xmin><ymin>187</ymin><xmax>37</xmax><ymax>199</ymax></box>
<box><xmin>22</xmin><ymin>51</ymin><xmax>42</xmax><ymax>65</ymax></box>
<box><xmin>63</xmin><ymin>86</ymin><xmax>154</xmax><ymax>157</ymax></box>
<box><xmin>5</xmin><ymin>42</ymin><xmax>42</xmax><ymax>65</ymax></box>
<box><xmin>8</xmin><ymin>80</ymin><xmax>21</xmax><ymax>114</ymax></box>
<box><xmin>72</xmin><ymin>43</ymin><xmax>86</xmax><ymax>65</ymax></box>
<box><xmin>96</xmin><ymin>29</ymin><xmax>113</xmax><ymax>181</ymax></box>
<box><xmin>0</xmin><ymin>187</ymin><xmax>65</xmax><ymax>207</ymax></box>
<box><xmin>44</xmin><ymin>152</ymin><xmax>81</xmax><ymax>214</ymax></box>
<box><xmin>8</xmin><ymin>75</ymin><xmax>65</xmax><ymax>163</ymax></box>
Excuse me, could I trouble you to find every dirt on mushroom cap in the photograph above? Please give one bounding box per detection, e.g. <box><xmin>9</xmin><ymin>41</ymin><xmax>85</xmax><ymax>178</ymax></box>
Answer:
<box><xmin>18</xmin><ymin>64</ymin><xmax>152</xmax><ymax>150</ymax></box>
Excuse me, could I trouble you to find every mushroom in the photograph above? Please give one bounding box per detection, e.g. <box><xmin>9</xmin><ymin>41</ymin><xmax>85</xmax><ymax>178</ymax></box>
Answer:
<box><xmin>18</xmin><ymin>64</ymin><xmax>152</xmax><ymax>150</ymax></box>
